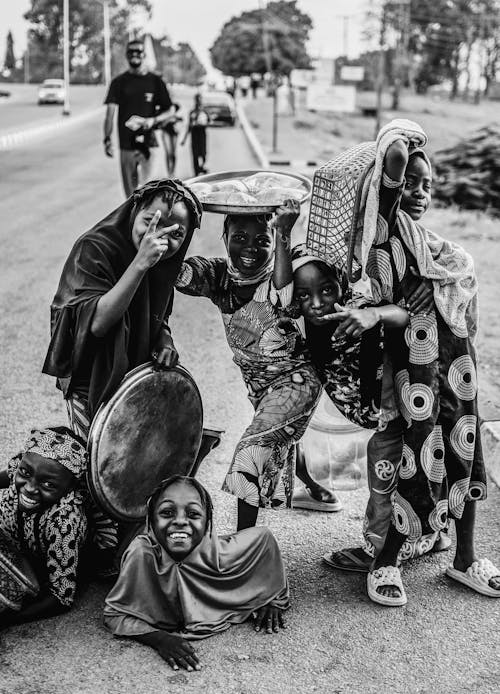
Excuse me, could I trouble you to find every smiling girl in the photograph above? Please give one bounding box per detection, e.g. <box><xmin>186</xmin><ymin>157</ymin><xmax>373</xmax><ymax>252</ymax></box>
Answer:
<box><xmin>176</xmin><ymin>202</ymin><xmax>332</xmax><ymax>530</ymax></box>
<box><xmin>0</xmin><ymin>428</ymin><xmax>87</xmax><ymax>628</ymax></box>
<box><xmin>104</xmin><ymin>475</ymin><xmax>289</xmax><ymax>671</ymax></box>
<box><xmin>42</xmin><ymin>180</ymin><xmax>202</xmax><ymax>555</ymax></box>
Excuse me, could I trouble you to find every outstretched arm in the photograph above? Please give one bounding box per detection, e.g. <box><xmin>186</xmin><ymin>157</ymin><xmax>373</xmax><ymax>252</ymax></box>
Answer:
<box><xmin>103</xmin><ymin>103</ymin><xmax>117</xmax><ymax>157</ymax></box>
<box><xmin>272</xmin><ymin>198</ymin><xmax>301</xmax><ymax>290</ymax></box>
<box><xmin>379</xmin><ymin>139</ymin><xmax>408</xmax><ymax>219</ymax></box>
<box><xmin>319</xmin><ymin>302</ymin><xmax>409</xmax><ymax>339</ymax></box>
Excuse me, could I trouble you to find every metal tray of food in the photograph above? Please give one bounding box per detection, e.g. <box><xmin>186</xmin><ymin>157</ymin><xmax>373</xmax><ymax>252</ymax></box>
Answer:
<box><xmin>184</xmin><ymin>169</ymin><xmax>312</xmax><ymax>214</ymax></box>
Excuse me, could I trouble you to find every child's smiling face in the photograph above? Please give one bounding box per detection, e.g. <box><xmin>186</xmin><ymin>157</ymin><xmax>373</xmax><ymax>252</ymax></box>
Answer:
<box><xmin>152</xmin><ymin>481</ymin><xmax>207</xmax><ymax>561</ymax></box>
<box><xmin>294</xmin><ymin>261</ymin><xmax>342</xmax><ymax>325</ymax></box>
<box><xmin>225</xmin><ymin>217</ymin><xmax>274</xmax><ymax>277</ymax></box>
<box><xmin>401</xmin><ymin>154</ymin><xmax>432</xmax><ymax>221</ymax></box>
<box><xmin>15</xmin><ymin>452</ymin><xmax>77</xmax><ymax>514</ymax></box>
<box><xmin>132</xmin><ymin>197</ymin><xmax>190</xmax><ymax>257</ymax></box>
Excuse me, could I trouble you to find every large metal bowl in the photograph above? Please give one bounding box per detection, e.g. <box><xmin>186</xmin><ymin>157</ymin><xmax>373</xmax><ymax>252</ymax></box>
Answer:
<box><xmin>184</xmin><ymin>169</ymin><xmax>312</xmax><ymax>215</ymax></box>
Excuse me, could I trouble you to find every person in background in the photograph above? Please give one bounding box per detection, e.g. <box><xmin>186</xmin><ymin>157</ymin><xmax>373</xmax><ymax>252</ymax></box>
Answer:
<box><xmin>160</xmin><ymin>102</ymin><xmax>183</xmax><ymax>176</ymax></box>
<box><xmin>103</xmin><ymin>38</ymin><xmax>174</xmax><ymax>197</ymax></box>
<box><xmin>181</xmin><ymin>94</ymin><xmax>210</xmax><ymax>177</ymax></box>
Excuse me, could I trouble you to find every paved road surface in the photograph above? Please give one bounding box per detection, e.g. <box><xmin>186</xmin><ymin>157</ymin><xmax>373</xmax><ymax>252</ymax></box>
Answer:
<box><xmin>0</xmin><ymin>108</ymin><xmax>499</xmax><ymax>694</ymax></box>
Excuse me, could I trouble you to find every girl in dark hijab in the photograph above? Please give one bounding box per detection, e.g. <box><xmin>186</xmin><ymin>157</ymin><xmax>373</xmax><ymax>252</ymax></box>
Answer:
<box><xmin>42</xmin><ymin>179</ymin><xmax>202</xmax><ymax>553</ymax></box>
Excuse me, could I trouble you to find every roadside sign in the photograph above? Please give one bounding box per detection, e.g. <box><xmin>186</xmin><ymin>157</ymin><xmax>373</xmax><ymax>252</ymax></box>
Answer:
<box><xmin>307</xmin><ymin>84</ymin><xmax>356</xmax><ymax>113</ymax></box>
<box><xmin>340</xmin><ymin>65</ymin><xmax>364</xmax><ymax>82</ymax></box>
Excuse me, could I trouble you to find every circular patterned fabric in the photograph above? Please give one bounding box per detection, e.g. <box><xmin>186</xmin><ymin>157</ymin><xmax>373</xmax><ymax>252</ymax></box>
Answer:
<box><xmin>374</xmin><ymin>459</ymin><xmax>395</xmax><ymax>481</ymax></box>
<box><xmin>392</xmin><ymin>492</ymin><xmax>422</xmax><ymax>540</ymax></box>
<box><xmin>400</xmin><ymin>444</ymin><xmax>416</xmax><ymax>479</ymax></box>
<box><xmin>395</xmin><ymin>370</ymin><xmax>434</xmax><ymax>422</ymax></box>
<box><xmin>448</xmin><ymin>355</ymin><xmax>477</xmax><ymax>401</ymax></box>
<box><xmin>450</xmin><ymin>415</ymin><xmax>477</xmax><ymax>462</ymax></box>
<box><xmin>389</xmin><ymin>236</ymin><xmax>407</xmax><ymax>281</ymax></box>
<box><xmin>428</xmin><ymin>499</ymin><xmax>448</xmax><ymax>532</ymax></box>
<box><xmin>421</xmin><ymin>425</ymin><xmax>445</xmax><ymax>483</ymax></box>
<box><xmin>448</xmin><ymin>478</ymin><xmax>471</xmax><ymax>517</ymax></box>
<box><xmin>405</xmin><ymin>312</ymin><xmax>439</xmax><ymax>365</ymax></box>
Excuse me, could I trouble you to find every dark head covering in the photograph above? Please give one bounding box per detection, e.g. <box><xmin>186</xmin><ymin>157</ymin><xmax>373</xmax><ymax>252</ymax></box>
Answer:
<box><xmin>42</xmin><ymin>179</ymin><xmax>202</xmax><ymax>418</ymax></box>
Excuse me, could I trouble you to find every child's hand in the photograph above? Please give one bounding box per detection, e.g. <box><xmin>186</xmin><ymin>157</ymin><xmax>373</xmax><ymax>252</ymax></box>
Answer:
<box><xmin>272</xmin><ymin>199</ymin><xmax>301</xmax><ymax>240</ymax></box>
<box><xmin>253</xmin><ymin>605</ymin><xmax>286</xmax><ymax>634</ymax></box>
<box><xmin>152</xmin><ymin>333</ymin><xmax>179</xmax><ymax>369</ymax></box>
<box><xmin>319</xmin><ymin>303</ymin><xmax>380</xmax><ymax>339</ymax></box>
<box><xmin>406</xmin><ymin>266</ymin><xmax>434</xmax><ymax>315</ymax></box>
<box><xmin>134</xmin><ymin>211</ymin><xmax>179</xmax><ymax>272</ymax></box>
<box><xmin>154</xmin><ymin>632</ymin><xmax>201</xmax><ymax>671</ymax></box>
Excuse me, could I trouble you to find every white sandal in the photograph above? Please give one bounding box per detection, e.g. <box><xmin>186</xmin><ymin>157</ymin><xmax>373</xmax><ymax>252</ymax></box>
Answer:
<box><xmin>446</xmin><ymin>558</ymin><xmax>500</xmax><ymax>597</ymax></box>
<box><xmin>367</xmin><ymin>565</ymin><xmax>407</xmax><ymax>606</ymax></box>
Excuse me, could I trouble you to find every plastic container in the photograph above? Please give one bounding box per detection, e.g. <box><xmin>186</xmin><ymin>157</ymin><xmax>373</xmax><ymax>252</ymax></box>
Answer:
<box><xmin>300</xmin><ymin>393</ymin><xmax>373</xmax><ymax>491</ymax></box>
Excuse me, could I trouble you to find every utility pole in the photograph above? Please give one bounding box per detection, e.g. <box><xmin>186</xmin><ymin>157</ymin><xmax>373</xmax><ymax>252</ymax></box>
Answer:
<box><xmin>392</xmin><ymin>0</ymin><xmax>411</xmax><ymax>110</ymax></box>
<box><xmin>375</xmin><ymin>1</ymin><xmax>386</xmax><ymax>136</ymax></box>
<box><xmin>103</xmin><ymin>0</ymin><xmax>111</xmax><ymax>87</ymax></box>
<box><xmin>62</xmin><ymin>0</ymin><xmax>71</xmax><ymax>115</ymax></box>
<box><xmin>24</xmin><ymin>33</ymin><xmax>30</xmax><ymax>84</ymax></box>
<box><xmin>341</xmin><ymin>15</ymin><xmax>349</xmax><ymax>56</ymax></box>
<box><xmin>259</xmin><ymin>0</ymin><xmax>278</xmax><ymax>153</ymax></box>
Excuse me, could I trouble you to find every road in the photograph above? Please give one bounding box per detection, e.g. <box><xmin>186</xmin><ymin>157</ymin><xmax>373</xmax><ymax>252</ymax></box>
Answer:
<box><xmin>0</xmin><ymin>102</ymin><xmax>499</xmax><ymax>694</ymax></box>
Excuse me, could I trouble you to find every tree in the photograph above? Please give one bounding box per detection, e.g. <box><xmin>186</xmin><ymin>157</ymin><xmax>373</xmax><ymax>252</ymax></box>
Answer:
<box><xmin>152</xmin><ymin>37</ymin><xmax>206</xmax><ymax>86</ymax></box>
<box><xmin>23</xmin><ymin>0</ymin><xmax>152</xmax><ymax>83</ymax></box>
<box><xmin>209</xmin><ymin>0</ymin><xmax>312</xmax><ymax>78</ymax></box>
<box><xmin>3</xmin><ymin>30</ymin><xmax>16</xmax><ymax>71</ymax></box>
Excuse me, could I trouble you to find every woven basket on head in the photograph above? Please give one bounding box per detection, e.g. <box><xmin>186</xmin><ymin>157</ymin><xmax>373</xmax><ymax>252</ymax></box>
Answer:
<box><xmin>306</xmin><ymin>141</ymin><xmax>376</xmax><ymax>280</ymax></box>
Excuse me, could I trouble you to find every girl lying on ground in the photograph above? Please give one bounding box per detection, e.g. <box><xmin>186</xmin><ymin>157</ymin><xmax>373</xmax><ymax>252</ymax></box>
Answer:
<box><xmin>103</xmin><ymin>475</ymin><xmax>289</xmax><ymax>671</ymax></box>
<box><xmin>0</xmin><ymin>427</ymin><xmax>87</xmax><ymax>628</ymax></box>
<box><xmin>314</xmin><ymin>120</ymin><xmax>498</xmax><ymax>605</ymax></box>
<box><xmin>175</xmin><ymin>201</ymin><xmax>340</xmax><ymax>531</ymax></box>
<box><xmin>42</xmin><ymin>180</ymin><xmax>202</xmax><ymax>559</ymax></box>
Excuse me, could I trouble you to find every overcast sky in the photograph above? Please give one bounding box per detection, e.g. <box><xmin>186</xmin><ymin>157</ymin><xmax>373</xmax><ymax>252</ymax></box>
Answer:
<box><xmin>2</xmin><ymin>0</ymin><xmax>370</xmax><ymax>71</ymax></box>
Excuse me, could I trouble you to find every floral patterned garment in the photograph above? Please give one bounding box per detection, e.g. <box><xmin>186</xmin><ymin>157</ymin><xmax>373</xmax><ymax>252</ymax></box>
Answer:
<box><xmin>366</xmin><ymin>211</ymin><xmax>487</xmax><ymax>541</ymax></box>
<box><xmin>0</xmin><ymin>457</ymin><xmax>87</xmax><ymax>606</ymax></box>
<box><xmin>176</xmin><ymin>257</ymin><xmax>321</xmax><ymax>508</ymax></box>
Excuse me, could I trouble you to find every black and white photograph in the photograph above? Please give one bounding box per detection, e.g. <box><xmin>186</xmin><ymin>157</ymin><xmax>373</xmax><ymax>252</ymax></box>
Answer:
<box><xmin>1</xmin><ymin>1</ymin><xmax>499</xmax><ymax>692</ymax></box>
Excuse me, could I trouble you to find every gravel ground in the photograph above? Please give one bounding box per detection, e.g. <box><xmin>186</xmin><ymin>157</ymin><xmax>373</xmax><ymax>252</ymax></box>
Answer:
<box><xmin>0</xmin><ymin>98</ymin><xmax>499</xmax><ymax>694</ymax></box>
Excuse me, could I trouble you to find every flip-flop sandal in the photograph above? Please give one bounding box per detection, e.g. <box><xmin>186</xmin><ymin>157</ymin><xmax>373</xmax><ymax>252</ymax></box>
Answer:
<box><xmin>367</xmin><ymin>565</ymin><xmax>407</xmax><ymax>607</ymax></box>
<box><xmin>446</xmin><ymin>558</ymin><xmax>500</xmax><ymax>597</ymax></box>
<box><xmin>292</xmin><ymin>488</ymin><xmax>343</xmax><ymax>513</ymax></box>
<box><xmin>322</xmin><ymin>547</ymin><xmax>372</xmax><ymax>573</ymax></box>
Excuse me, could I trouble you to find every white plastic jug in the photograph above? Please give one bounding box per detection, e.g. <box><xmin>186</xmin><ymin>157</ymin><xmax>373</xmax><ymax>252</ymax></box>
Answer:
<box><xmin>300</xmin><ymin>392</ymin><xmax>373</xmax><ymax>491</ymax></box>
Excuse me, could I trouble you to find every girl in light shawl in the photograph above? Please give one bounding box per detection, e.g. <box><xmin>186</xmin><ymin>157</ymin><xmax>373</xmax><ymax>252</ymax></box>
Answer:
<box><xmin>0</xmin><ymin>427</ymin><xmax>87</xmax><ymax>628</ymax></box>
<box><xmin>103</xmin><ymin>475</ymin><xmax>289</xmax><ymax>671</ymax></box>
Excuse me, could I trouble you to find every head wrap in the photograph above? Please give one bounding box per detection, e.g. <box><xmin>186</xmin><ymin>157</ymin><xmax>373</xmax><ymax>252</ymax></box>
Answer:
<box><xmin>291</xmin><ymin>243</ymin><xmax>348</xmax><ymax>294</ymax></box>
<box><xmin>43</xmin><ymin>179</ymin><xmax>201</xmax><ymax>418</ymax></box>
<box><xmin>21</xmin><ymin>428</ymin><xmax>87</xmax><ymax>479</ymax></box>
<box><xmin>222</xmin><ymin>214</ymin><xmax>275</xmax><ymax>286</ymax></box>
<box><xmin>104</xmin><ymin>476</ymin><xmax>289</xmax><ymax>641</ymax></box>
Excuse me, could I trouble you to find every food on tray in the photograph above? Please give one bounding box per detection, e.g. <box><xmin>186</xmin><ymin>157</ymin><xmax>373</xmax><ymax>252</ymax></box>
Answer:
<box><xmin>244</xmin><ymin>172</ymin><xmax>303</xmax><ymax>192</ymax></box>
<box><xmin>188</xmin><ymin>170</ymin><xmax>309</xmax><ymax>210</ymax></box>
<box><xmin>203</xmin><ymin>191</ymin><xmax>258</xmax><ymax>205</ymax></box>
<box><xmin>254</xmin><ymin>187</ymin><xmax>304</xmax><ymax>204</ymax></box>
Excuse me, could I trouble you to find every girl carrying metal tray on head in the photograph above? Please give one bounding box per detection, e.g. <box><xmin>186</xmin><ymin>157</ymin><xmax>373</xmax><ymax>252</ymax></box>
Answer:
<box><xmin>175</xmin><ymin>178</ymin><xmax>339</xmax><ymax>531</ymax></box>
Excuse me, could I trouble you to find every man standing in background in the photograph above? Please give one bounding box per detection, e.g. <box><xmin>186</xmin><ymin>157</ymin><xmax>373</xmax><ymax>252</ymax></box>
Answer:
<box><xmin>103</xmin><ymin>38</ymin><xmax>173</xmax><ymax>197</ymax></box>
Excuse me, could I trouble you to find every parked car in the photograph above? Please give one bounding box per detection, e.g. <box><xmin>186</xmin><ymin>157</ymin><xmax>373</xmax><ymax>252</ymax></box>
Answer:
<box><xmin>0</xmin><ymin>89</ymin><xmax>11</xmax><ymax>98</ymax></box>
<box><xmin>38</xmin><ymin>79</ymin><xmax>65</xmax><ymax>105</ymax></box>
<box><xmin>202</xmin><ymin>91</ymin><xmax>237</xmax><ymax>126</ymax></box>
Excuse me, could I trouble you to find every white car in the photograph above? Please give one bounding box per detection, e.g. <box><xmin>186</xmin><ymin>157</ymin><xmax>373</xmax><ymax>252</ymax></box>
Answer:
<box><xmin>38</xmin><ymin>79</ymin><xmax>65</xmax><ymax>105</ymax></box>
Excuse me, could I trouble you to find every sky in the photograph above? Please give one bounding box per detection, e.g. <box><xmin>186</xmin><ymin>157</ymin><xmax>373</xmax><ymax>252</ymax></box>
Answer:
<box><xmin>1</xmin><ymin>0</ymin><xmax>371</xmax><ymax>72</ymax></box>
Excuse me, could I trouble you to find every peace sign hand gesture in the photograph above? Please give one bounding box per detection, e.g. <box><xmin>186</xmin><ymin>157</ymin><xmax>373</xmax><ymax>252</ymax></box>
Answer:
<box><xmin>318</xmin><ymin>303</ymin><xmax>380</xmax><ymax>340</ymax></box>
<box><xmin>134</xmin><ymin>211</ymin><xmax>179</xmax><ymax>272</ymax></box>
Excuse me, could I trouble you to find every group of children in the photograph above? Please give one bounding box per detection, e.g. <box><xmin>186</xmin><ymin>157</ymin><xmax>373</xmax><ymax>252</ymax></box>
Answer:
<box><xmin>1</xmin><ymin>120</ymin><xmax>499</xmax><ymax>669</ymax></box>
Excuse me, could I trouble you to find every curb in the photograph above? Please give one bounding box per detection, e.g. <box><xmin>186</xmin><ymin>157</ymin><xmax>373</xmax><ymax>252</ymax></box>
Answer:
<box><xmin>481</xmin><ymin>421</ymin><xmax>500</xmax><ymax>488</ymax></box>
<box><xmin>235</xmin><ymin>101</ymin><xmax>269</xmax><ymax>168</ymax></box>
<box><xmin>0</xmin><ymin>106</ymin><xmax>103</xmax><ymax>151</ymax></box>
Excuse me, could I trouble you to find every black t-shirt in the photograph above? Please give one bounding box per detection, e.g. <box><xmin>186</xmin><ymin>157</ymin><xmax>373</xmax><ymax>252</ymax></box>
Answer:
<box><xmin>104</xmin><ymin>71</ymin><xmax>172</xmax><ymax>150</ymax></box>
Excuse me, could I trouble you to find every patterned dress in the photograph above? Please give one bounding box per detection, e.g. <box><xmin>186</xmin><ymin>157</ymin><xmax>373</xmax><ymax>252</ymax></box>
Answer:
<box><xmin>366</xmin><ymin>211</ymin><xmax>487</xmax><ymax>544</ymax></box>
<box><xmin>176</xmin><ymin>257</ymin><xmax>322</xmax><ymax>508</ymax></box>
<box><xmin>0</xmin><ymin>458</ymin><xmax>87</xmax><ymax>607</ymax></box>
